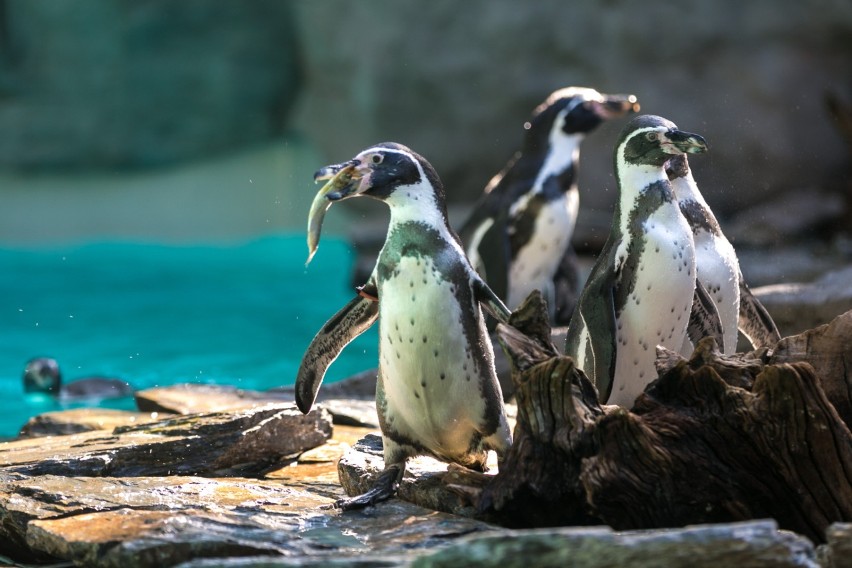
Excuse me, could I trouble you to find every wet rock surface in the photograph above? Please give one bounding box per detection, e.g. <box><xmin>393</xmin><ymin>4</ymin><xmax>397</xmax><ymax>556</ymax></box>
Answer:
<box><xmin>18</xmin><ymin>407</ymin><xmax>171</xmax><ymax>439</ymax></box>
<box><xmin>1</xmin><ymin>404</ymin><xmax>331</xmax><ymax>478</ymax></box>
<box><xmin>0</xmin><ymin>423</ymin><xmax>493</xmax><ymax>567</ymax></box>
<box><xmin>0</xmin><ymin>399</ymin><xmax>848</xmax><ymax>566</ymax></box>
<box><xmin>3</xmin><ymin>315</ymin><xmax>851</xmax><ymax>566</ymax></box>
<box><xmin>137</xmin><ymin>383</ymin><xmax>379</xmax><ymax>428</ymax></box>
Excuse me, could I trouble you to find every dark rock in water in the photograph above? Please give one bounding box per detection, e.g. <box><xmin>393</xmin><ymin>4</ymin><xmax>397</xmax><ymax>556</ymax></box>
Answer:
<box><xmin>0</xmin><ymin>404</ymin><xmax>331</xmax><ymax>478</ymax></box>
<box><xmin>137</xmin><ymin>383</ymin><xmax>379</xmax><ymax>428</ymax></box>
<box><xmin>18</xmin><ymin>408</ymin><xmax>170</xmax><ymax>439</ymax></box>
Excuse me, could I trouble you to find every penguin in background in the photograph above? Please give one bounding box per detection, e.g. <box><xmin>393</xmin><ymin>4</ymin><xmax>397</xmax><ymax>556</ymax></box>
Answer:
<box><xmin>666</xmin><ymin>154</ymin><xmax>781</xmax><ymax>354</ymax></box>
<box><xmin>565</xmin><ymin>115</ymin><xmax>709</xmax><ymax>408</ymax></box>
<box><xmin>299</xmin><ymin>142</ymin><xmax>512</xmax><ymax>509</ymax></box>
<box><xmin>458</xmin><ymin>87</ymin><xmax>639</xmax><ymax>323</ymax></box>
<box><xmin>23</xmin><ymin>357</ymin><xmax>134</xmax><ymax>400</ymax></box>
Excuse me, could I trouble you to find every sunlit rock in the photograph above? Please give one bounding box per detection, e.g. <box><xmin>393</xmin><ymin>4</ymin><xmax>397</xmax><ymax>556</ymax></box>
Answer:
<box><xmin>0</xmin><ymin>404</ymin><xmax>331</xmax><ymax>478</ymax></box>
<box><xmin>18</xmin><ymin>408</ymin><xmax>171</xmax><ymax>439</ymax></box>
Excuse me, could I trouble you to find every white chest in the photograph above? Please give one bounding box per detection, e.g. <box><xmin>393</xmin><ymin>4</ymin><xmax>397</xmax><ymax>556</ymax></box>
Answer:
<box><xmin>610</xmin><ymin>204</ymin><xmax>696</xmax><ymax>407</ymax></box>
<box><xmin>693</xmin><ymin>230</ymin><xmax>740</xmax><ymax>354</ymax></box>
<box><xmin>377</xmin><ymin>255</ymin><xmax>493</xmax><ymax>457</ymax></box>
<box><xmin>508</xmin><ymin>190</ymin><xmax>578</xmax><ymax>308</ymax></box>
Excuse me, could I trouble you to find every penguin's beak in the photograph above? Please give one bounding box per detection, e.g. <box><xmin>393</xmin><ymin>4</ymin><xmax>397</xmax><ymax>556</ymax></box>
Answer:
<box><xmin>313</xmin><ymin>159</ymin><xmax>365</xmax><ymax>201</ymax></box>
<box><xmin>306</xmin><ymin>160</ymin><xmax>366</xmax><ymax>265</ymax></box>
<box><xmin>663</xmin><ymin>130</ymin><xmax>708</xmax><ymax>155</ymax></box>
<box><xmin>591</xmin><ymin>94</ymin><xmax>640</xmax><ymax>119</ymax></box>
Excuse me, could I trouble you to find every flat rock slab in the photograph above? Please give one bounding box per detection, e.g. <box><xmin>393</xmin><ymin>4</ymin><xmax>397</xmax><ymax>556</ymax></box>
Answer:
<box><xmin>0</xmin><ymin>421</ymin><xmax>494</xmax><ymax>567</ymax></box>
<box><xmin>413</xmin><ymin>520</ymin><xmax>818</xmax><ymax>568</ymax></box>
<box><xmin>0</xmin><ymin>404</ymin><xmax>332</xmax><ymax>478</ymax></box>
<box><xmin>17</xmin><ymin>407</ymin><xmax>173</xmax><ymax>439</ymax></box>
<box><xmin>1</xmin><ymin>472</ymin><xmax>493</xmax><ymax>567</ymax></box>
<box><xmin>753</xmin><ymin>265</ymin><xmax>852</xmax><ymax>337</ymax></box>
<box><xmin>137</xmin><ymin>384</ymin><xmax>379</xmax><ymax>427</ymax></box>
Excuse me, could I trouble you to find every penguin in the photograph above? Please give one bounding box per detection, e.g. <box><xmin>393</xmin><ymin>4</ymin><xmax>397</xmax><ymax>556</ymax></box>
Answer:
<box><xmin>666</xmin><ymin>154</ymin><xmax>781</xmax><ymax>353</ymax></box>
<box><xmin>564</xmin><ymin>115</ymin><xmax>708</xmax><ymax>408</ymax></box>
<box><xmin>298</xmin><ymin>142</ymin><xmax>513</xmax><ymax>509</ymax></box>
<box><xmin>458</xmin><ymin>87</ymin><xmax>639</xmax><ymax>322</ymax></box>
<box><xmin>23</xmin><ymin>357</ymin><xmax>134</xmax><ymax>400</ymax></box>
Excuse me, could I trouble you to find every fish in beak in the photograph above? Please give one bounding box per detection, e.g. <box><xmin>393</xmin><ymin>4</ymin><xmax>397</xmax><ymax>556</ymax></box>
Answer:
<box><xmin>306</xmin><ymin>161</ymin><xmax>364</xmax><ymax>266</ymax></box>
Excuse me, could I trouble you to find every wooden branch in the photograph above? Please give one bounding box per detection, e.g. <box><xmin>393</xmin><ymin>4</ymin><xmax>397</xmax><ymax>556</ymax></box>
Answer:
<box><xmin>480</xmin><ymin>293</ymin><xmax>852</xmax><ymax>543</ymax></box>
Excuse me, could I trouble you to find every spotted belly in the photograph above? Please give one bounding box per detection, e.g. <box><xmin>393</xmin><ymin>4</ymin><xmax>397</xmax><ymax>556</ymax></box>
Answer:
<box><xmin>610</xmin><ymin>215</ymin><xmax>696</xmax><ymax>407</ymax></box>
<box><xmin>695</xmin><ymin>231</ymin><xmax>740</xmax><ymax>354</ymax></box>
<box><xmin>508</xmin><ymin>191</ymin><xmax>577</xmax><ymax>309</ymax></box>
<box><xmin>377</xmin><ymin>255</ymin><xmax>497</xmax><ymax>462</ymax></box>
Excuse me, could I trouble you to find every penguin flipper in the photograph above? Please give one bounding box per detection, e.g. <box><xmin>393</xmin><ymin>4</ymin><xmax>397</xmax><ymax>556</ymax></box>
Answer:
<box><xmin>687</xmin><ymin>280</ymin><xmax>724</xmax><ymax>348</ymax></box>
<box><xmin>737</xmin><ymin>277</ymin><xmax>781</xmax><ymax>349</ymax></box>
<box><xmin>473</xmin><ymin>215</ymin><xmax>511</xmax><ymax>304</ymax></box>
<box><xmin>553</xmin><ymin>246</ymin><xmax>583</xmax><ymax>326</ymax></box>
<box><xmin>474</xmin><ymin>276</ymin><xmax>511</xmax><ymax>324</ymax></box>
<box><xmin>566</xmin><ymin>251</ymin><xmax>618</xmax><ymax>403</ymax></box>
<box><xmin>296</xmin><ymin>294</ymin><xmax>379</xmax><ymax>414</ymax></box>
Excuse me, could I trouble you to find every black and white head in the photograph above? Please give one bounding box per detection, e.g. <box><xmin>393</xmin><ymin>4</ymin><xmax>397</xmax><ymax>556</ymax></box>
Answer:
<box><xmin>614</xmin><ymin>114</ymin><xmax>707</xmax><ymax>195</ymax></box>
<box><xmin>523</xmin><ymin>87</ymin><xmax>640</xmax><ymax>155</ymax></box>
<box><xmin>306</xmin><ymin>143</ymin><xmax>451</xmax><ymax>261</ymax></box>
<box><xmin>314</xmin><ymin>143</ymin><xmax>444</xmax><ymax>205</ymax></box>
<box><xmin>23</xmin><ymin>357</ymin><xmax>61</xmax><ymax>395</ymax></box>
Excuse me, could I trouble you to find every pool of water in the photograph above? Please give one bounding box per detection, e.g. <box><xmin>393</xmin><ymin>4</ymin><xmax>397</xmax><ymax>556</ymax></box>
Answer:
<box><xmin>0</xmin><ymin>235</ymin><xmax>378</xmax><ymax>438</ymax></box>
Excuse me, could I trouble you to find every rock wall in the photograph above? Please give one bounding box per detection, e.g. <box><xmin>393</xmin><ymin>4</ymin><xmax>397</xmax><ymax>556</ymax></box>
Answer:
<box><xmin>0</xmin><ymin>0</ymin><xmax>302</xmax><ymax>169</ymax></box>
<box><xmin>293</xmin><ymin>0</ymin><xmax>852</xmax><ymax>218</ymax></box>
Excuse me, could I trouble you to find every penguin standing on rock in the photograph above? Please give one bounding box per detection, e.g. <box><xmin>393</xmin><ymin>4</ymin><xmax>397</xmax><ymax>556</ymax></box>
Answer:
<box><xmin>564</xmin><ymin>115</ymin><xmax>708</xmax><ymax>407</ymax></box>
<box><xmin>298</xmin><ymin>142</ymin><xmax>513</xmax><ymax>509</ymax></box>
<box><xmin>458</xmin><ymin>87</ymin><xmax>639</xmax><ymax>322</ymax></box>
<box><xmin>666</xmin><ymin>154</ymin><xmax>781</xmax><ymax>353</ymax></box>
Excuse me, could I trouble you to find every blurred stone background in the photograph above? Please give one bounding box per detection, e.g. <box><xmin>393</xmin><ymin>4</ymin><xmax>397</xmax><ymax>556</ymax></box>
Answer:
<box><xmin>0</xmin><ymin>0</ymin><xmax>849</xmax><ymax>251</ymax></box>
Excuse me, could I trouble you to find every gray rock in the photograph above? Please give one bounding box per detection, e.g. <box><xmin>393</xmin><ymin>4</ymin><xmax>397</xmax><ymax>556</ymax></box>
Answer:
<box><xmin>138</xmin><ymin>383</ymin><xmax>378</xmax><ymax>427</ymax></box>
<box><xmin>0</xmin><ymin>404</ymin><xmax>331</xmax><ymax>478</ymax></box>
<box><xmin>724</xmin><ymin>188</ymin><xmax>847</xmax><ymax>247</ymax></box>
<box><xmin>0</xmin><ymin>471</ymin><xmax>492</xmax><ymax>567</ymax></box>
<box><xmin>293</xmin><ymin>0</ymin><xmax>851</xmax><ymax>219</ymax></box>
<box><xmin>0</xmin><ymin>0</ymin><xmax>301</xmax><ymax>170</ymax></box>
<box><xmin>820</xmin><ymin>523</ymin><xmax>852</xmax><ymax>568</ymax></box>
<box><xmin>18</xmin><ymin>408</ymin><xmax>171</xmax><ymax>439</ymax></box>
<box><xmin>753</xmin><ymin>265</ymin><xmax>852</xmax><ymax>336</ymax></box>
<box><xmin>136</xmin><ymin>384</ymin><xmax>293</xmax><ymax>414</ymax></box>
<box><xmin>413</xmin><ymin>520</ymin><xmax>817</xmax><ymax>568</ymax></box>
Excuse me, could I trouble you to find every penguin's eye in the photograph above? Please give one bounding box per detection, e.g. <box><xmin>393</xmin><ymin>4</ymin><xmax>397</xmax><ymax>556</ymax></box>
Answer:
<box><xmin>370</xmin><ymin>154</ymin><xmax>384</xmax><ymax>165</ymax></box>
<box><xmin>646</xmin><ymin>132</ymin><xmax>659</xmax><ymax>142</ymax></box>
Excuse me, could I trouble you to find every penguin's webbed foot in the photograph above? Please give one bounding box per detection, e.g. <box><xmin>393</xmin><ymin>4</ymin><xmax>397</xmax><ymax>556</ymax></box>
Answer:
<box><xmin>334</xmin><ymin>465</ymin><xmax>401</xmax><ymax>510</ymax></box>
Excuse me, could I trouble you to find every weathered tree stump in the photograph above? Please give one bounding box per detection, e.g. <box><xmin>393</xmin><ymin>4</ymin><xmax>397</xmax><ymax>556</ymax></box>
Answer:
<box><xmin>479</xmin><ymin>292</ymin><xmax>852</xmax><ymax>543</ymax></box>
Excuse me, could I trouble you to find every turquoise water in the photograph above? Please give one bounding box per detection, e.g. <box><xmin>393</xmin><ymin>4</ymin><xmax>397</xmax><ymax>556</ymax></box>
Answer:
<box><xmin>0</xmin><ymin>236</ymin><xmax>378</xmax><ymax>438</ymax></box>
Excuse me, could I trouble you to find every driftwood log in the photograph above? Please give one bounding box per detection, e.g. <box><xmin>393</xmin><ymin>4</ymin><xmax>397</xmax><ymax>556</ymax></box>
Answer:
<box><xmin>478</xmin><ymin>292</ymin><xmax>852</xmax><ymax>543</ymax></box>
